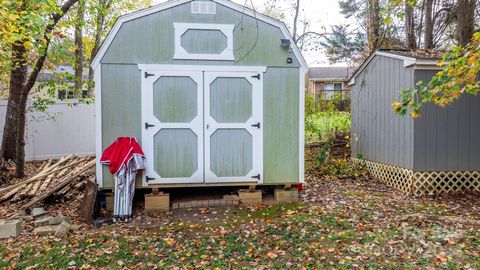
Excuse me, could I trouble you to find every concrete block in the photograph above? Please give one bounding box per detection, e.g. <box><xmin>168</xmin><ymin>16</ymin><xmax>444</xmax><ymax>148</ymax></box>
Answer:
<box><xmin>55</xmin><ymin>221</ymin><xmax>71</xmax><ymax>237</ymax></box>
<box><xmin>105</xmin><ymin>194</ymin><xmax>114</xmax><ymax>211</ymax></box>
<box><xmin>34</xmin><ymin>216</ymin><xmax>71</xmax><ymax>227</ymax></box>
<box><xmin>238</xmin><ymin>189</ymin><xmax>262</xmax><ymax>205</ymax></box>
<box><xmin>33</xmin><ymin>225</ymin><xmax>58</xmax><ymax>235</ymax></box>
<box><xmin>0</xmin><ymin>220</ymin><xmax>21</xmax><ymax>238</ymax></box>
<box><xmin>145</xmin><ymin>193</ymin><xmax>170</xmax><ymax>211</ymax></box>
<box><xmin>274</xmin><ymin>188</ymin><xmax>299</xmax><ymax>202</ymax></box>
<box><xmin>34</xmin><ymin>216</ymin><xmax>53</xmax><ymax>227</ymax></box>
<box><xmin>31</xmin><ymin>207</ymin><xmax>46</xmax><ymax>217</ymax></box>
<box><xmin>172</xmin><ymin>202</ymin><xmax>179</xmax><ymax>209</ymax></box>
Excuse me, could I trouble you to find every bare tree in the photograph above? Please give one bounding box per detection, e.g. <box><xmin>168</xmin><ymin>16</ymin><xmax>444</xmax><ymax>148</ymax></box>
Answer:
<box><xmin>424</xmin><ymin>0</ymin><xmax>434</xmax><ymax>49</ymax></box>
<box><xmin>367</xmin><ymin>0</ymin><xmax>381</xmax><ymax>52</ymax></box>
<box><xmin>456</xmin><ymin>0</ymin><xmax>476</xmax><ymax>46</ymax></box>
<box><xmin>405</xmin><ymin>0</ymin><xmax>417</xmax><ymax>49</ymax></box>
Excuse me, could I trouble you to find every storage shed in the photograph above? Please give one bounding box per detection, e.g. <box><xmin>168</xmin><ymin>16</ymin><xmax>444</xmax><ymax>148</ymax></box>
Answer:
<box><xmin>91</xmin><ymin>0</ymin><xmax>307</xmax><ymax>190</ymax></box>
<box><xmin>349</xmin><ymin>49</ymin><xmax>480</xmax><ymax>196</ymax></box>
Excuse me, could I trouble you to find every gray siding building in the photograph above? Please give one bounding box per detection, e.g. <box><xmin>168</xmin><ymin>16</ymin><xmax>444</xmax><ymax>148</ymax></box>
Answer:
<box><xmin>349</xmin><ymin>49</ymin><xmax>480</xmax><ymax>195</ymax></box>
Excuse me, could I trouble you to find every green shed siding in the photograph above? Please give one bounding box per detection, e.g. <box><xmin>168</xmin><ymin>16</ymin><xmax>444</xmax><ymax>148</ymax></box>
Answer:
<box><xmin>101</xmin><ymin>64</ymin><xmax>142</xmax><ymax>188</ymax></box>
<box><xmin>101</xmin><ymin>2</ymin><xmax>300</xmax><ymax>68</ymax></box>
<box><xmin>263</xmin><ymin>67</ymin><xmax>299</xmax><ymax>184</ymax></box>
<box><xmin>100</xmin><ymin>65</ymin><xmax>300</xmax><ymax>188</ymax></box>
<box><xmin>98</xmin><ymin>1</ymin><xmax>303</xmax><ymax>188</ymax></box>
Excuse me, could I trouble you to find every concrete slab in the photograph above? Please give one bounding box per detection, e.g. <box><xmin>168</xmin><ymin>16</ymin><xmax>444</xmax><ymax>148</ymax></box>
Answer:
<box><xmin>34</xmin><ymin>216</ymin><xmax>71</xmax><ymax>227</ymax></box>
<box><xmin>33</xmin><ymin>225</ymin><xmax>58</xmax><ymax>235</ymax></box>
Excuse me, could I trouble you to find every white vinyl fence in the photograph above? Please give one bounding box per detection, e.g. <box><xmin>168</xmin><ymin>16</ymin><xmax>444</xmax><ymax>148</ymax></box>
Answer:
<box><xmin>0</xmin><ymin>99</ymin><xmax>95</xmax><ymax>161</ymax></box>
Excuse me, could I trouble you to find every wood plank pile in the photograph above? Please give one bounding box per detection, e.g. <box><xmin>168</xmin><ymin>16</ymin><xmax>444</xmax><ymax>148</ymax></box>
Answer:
<box><xmin>0</xmin><ymin>155</ymin><xmax>95</xmax><ymax>211</ymax></box>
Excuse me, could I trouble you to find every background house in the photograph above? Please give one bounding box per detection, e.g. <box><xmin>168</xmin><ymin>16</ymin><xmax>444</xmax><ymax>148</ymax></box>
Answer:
<box><xmin>34</xmin><ymin>65</ymin><xmax>89</xmax><ymax>99</ymax></box>
<box><xmin>306</xmin><ymin>66</ymin><xmax>351</xmax><ymax>102</ymax></box>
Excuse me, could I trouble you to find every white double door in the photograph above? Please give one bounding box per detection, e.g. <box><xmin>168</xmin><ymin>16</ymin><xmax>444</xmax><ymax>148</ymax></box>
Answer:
<box><xmin>140</xmin><ymin>65</ymin><xmax>264</xmax><ymax>185</ymax></box>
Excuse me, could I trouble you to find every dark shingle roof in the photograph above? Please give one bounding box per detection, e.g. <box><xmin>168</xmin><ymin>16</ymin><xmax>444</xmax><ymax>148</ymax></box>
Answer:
<box><xmin>307</xmin><ymin>67</ymin><xmax>351</xmax><ymax>80</ymax></box>
<box><xmin>378</xmin><ymin>48</ymin><xmax>445</xmax><ymax>59</ymax></box>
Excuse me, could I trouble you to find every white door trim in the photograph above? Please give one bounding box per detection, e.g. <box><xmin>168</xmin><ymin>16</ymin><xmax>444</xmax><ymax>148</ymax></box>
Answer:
<box><xmin>203</xmin><ymin>71</ymin><xmax>263</xmax><ymax>184</ymax></box>
<box><xmin>140</xmin><ymin>68</ymin><xmax>204</xmax><ymax>186</ymax></box>
<box><xmin>139</xmin><ymin>64</ymin><xmax>266</xmax><ymax>185</ymax></box>
<box><xmin>138</xmin><ymin>64</ymin><xmax>267</xmax><ymax>73</ymax></box>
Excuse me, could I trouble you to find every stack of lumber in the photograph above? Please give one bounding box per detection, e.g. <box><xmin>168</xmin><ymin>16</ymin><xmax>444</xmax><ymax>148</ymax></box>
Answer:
<box><xmin>0</xmin><ymin>155</ymin><xmax>95</xmax><ymax>210</ymax></box>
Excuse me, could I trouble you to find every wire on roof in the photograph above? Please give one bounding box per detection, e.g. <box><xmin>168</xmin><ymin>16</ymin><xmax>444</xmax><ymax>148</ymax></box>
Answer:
<box><xmin>235</xmin><ymin>0</ymin><xmax>259</xmax><ymax>63</ymax></box>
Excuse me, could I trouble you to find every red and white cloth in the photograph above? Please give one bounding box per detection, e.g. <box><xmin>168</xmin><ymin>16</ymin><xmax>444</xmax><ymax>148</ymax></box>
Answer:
<box><xmin>101</xmin><ymin>137</ymin><xmax>146</xmax><ymax>221</ymax></box>
<box><xmin>100</xmin><ymin>137</ymin><xmax>145</xmax><ymax>174</ymax></box>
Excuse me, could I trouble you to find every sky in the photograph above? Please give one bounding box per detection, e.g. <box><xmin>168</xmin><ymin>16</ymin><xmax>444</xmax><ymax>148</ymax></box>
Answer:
<box><xmin>153</xmin><ymin>0</ymin><xmax>346</xmax><ymax>67</ymax></box>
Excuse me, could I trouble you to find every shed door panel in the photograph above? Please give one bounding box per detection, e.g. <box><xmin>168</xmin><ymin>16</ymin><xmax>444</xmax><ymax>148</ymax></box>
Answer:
<box><xmin>141</xmin><ymin>71</ymin><xmax>204</xmax><ymax>185</ymax></box>
<box><xmin>204</xmin><ymin>72</ymin><xmax>263</xmax><ymax>183</ymax></box>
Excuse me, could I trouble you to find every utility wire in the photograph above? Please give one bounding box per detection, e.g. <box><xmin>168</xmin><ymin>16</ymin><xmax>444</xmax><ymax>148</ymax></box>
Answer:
<box><xmin>235</xmin><ymin>0</ymin><xmax>259</xmax><ymax>63</ymax></box>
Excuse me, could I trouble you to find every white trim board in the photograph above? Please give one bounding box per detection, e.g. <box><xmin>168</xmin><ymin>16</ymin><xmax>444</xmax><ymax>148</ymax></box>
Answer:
<box><xmin>348</xmin><ymin>50</ymin><xmax>442</xmax><ymax>86</ymax></box>
<box><xmin>90</xmin><ymin>0</ymin><xmax>308</xmax><ymax>73</ymax></box>
<box><xmin>94</xmin><ymin>66</ymin><xmax>103</xmax><ymax>188</ymax></box>
<box><xmin>299</xmin><ymin>69</ymin><xmax>305</xmax><ymax>184</ymax></box>
<box><xmin>137</xmin><ymin>64</ymin><xmax>267</xmax><ymax>73</ymax></box>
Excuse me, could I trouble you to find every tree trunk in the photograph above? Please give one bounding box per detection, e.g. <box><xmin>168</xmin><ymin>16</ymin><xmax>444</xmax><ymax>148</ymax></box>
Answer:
<box><xmin>456</xmin><ymin>0</ymin><xmax>475</xmax><ymax>46</ymax></box>
<box><xmin>1</xmin><ymin>43</ymin><xmax>28</xmax><ymax>161</ymax></box>
<box><xmin>87</xmin><ymin>0</ymin><xmax>108</xmax><ymax>95</ymax></box>
<box><xmin>424</xmin><ymin>0</ymin><xmax>434</xmax><ymax>49</ymax></box>
<box><xmin>405</xmin><ymin>0</ymin><xmax>416</xmax><ymax>49</ymax></box>
<box><xmin>367</xmin><ymin>0</ymin><xmax>380</xmax><ymax>52</ymax></box>
<box><xmin>15</xmin><ymin>85</ymin><xmax>29</xmax><ymax>178</ymax></box>
<box><xmin>74</xmin><ymin>0</ymin><xmax>85</xmax><ymax>95</ymax></box>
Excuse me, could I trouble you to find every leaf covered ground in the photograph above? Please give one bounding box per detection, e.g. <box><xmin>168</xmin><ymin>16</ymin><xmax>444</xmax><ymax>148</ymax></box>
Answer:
<box><xmin>1</xmin><ymin>144</ymin><xmax>480</xmax><ymax>269</ymax></box>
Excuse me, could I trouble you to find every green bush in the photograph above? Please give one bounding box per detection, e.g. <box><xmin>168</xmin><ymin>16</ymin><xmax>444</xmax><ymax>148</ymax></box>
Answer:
<box><xmin>305</xmin><ymin>111</ymin><xmax>351</xmax><ymax>142</ymax></box>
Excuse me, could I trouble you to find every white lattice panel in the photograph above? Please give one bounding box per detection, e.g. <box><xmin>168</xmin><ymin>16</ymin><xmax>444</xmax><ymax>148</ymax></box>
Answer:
<box><xmin>351</xmin><ymin>158</ymin><xmax>480</xmax><ymax>196</ymax></box>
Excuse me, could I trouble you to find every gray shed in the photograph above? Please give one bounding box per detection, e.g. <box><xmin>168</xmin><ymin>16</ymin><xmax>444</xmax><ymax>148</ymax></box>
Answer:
<box><xmin>91</xmin><ymin>0</ymin><xmax>307</xmax><ymax>190</ymax></box>
<box><xmin>349</xmin><ymin>49</ymin><xmax>480</xmax><ymax>195</ymax></box>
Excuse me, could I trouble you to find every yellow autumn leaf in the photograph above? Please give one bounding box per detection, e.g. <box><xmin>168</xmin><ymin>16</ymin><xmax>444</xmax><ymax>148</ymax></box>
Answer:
<box><xmin>285</xmin><ymin>209</ymin><xmax>296</xmax><ymax>215</ymax></box>
<box><xmin>164</xmin><ymin>238</ymin><xmax>175</xmax><ymax>246</ymax></box>
<box><xmin>410</xmin><ymin>110</ymin><xmax>421</xmax><ymax>118</ymax></box>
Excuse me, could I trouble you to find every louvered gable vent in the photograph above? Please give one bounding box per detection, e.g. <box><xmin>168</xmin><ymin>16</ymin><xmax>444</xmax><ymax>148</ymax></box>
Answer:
<box><xmin>191</xmin><ymin>1</ymin><xmax>216</xmax><ymax>14</ymax></box>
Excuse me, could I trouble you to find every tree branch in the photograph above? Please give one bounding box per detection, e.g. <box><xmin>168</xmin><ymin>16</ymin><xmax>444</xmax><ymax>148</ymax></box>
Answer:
<box><xmin>24</xmin><ymin>0</ymin><xmax>78</xmax><ymax>93</ymax></box>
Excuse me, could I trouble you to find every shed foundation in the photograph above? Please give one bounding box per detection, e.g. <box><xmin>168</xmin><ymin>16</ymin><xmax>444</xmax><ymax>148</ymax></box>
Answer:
<box><xmin>274</xmin><ymin>188</ymin><xmax>299</xmax><ymax>202</ymax></box>
<box><xmin>144</xmin><ymin>192</ymin><xmax>170</xmax><ymax>211</ymax></box>
<box><xmin>238</xmin><ymin>189</ymin><xmax>262</xmax><ymax>205</ymax></box>
<box><xmin>352</xmin><ymin>158</ymin><xmax>480</xmax><ymax>196</ymax></box>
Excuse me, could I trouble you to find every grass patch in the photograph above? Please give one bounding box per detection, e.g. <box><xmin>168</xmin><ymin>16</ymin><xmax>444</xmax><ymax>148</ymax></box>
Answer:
<box><xmin>305</xmin><ymin>111</ymin><xmax>350</xmax><ymax>142</ymax></box>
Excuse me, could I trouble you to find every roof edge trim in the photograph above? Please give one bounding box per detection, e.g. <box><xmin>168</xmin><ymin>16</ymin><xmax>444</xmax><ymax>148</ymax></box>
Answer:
<box><xmin>348</xmin><ymin>51</ymin><xmax>442</xmax><ymax>86</ymax></box>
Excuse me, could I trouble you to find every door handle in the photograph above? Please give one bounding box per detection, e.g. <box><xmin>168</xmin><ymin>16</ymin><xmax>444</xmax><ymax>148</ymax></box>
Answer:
<box><xmin>206</xmin><ymin>124</ymin><xmax>209</xmax><ymax>129</ymax></box>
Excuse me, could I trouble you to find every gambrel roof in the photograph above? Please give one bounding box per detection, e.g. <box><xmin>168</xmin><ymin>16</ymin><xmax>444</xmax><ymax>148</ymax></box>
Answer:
<box><xmin>91</xmin><ymin>0</ymin><xmax>308</xmax><ymax>72</ymax></box>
